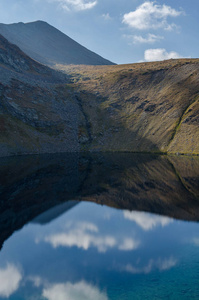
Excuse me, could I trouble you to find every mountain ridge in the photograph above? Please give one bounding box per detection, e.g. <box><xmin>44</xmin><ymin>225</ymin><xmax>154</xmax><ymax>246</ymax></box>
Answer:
<box><xmin>0</xmin><ymin>153</ymin><xmax>198</xmax><ymax>250</ymax></box>
<box><xmin>0</xmin><ymin>20</ymin><xmax>114</xmax><ymax>67</ymax></box>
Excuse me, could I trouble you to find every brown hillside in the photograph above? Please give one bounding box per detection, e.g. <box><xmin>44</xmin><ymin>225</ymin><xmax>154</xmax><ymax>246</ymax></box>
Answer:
<box><xmin>59</xmin><ymin>59</ymin><xmax>199</xmax><ymax>154</ymax></box>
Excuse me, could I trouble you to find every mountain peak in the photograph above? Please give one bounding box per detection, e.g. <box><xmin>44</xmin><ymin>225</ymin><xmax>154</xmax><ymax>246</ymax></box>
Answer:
<box><xmin>0</xmin><ymin>21</ymin><xmax>115</xmax><ymax>66</ymax></box>
<box><xmin>26</xmin><ymin>20</ymin><xmax>49</xmax><ymax>26</ymax></box>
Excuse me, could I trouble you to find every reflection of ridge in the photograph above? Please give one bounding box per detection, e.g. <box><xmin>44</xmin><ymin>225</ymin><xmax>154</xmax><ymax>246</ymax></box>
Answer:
<box><xmin>0</xmin><ymin>152</ymin><xmax>198</xmax><ymax>251</ymax></box>
<box><xmin>32</xmin><ymin>201</ymin><xmax>79</xmax><ymax>225</ymax></box>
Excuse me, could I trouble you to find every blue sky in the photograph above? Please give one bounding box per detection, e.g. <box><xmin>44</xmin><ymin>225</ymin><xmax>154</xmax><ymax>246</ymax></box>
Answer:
<box><xmin>0</xmin><ymin>0</ymin><xmax>198</xmax><ymax>64</ymax></box>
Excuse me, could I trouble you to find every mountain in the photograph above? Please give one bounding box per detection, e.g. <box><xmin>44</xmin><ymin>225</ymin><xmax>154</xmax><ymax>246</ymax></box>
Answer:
<box><xmin>0</xmin><ymin>20</ymin><xmax>114</xmax><ymax>67</ymax></box>
<box><xmin>0</xmin><ymin>33</ymin><xmax>198</xmax><ymax>156</ymax></box>
<box><xmin>32</xmin><ymin>201</ymin><xmax>79</xmax><ymax>225</ymax></box>
<box><xmin>0</xmin><ymin>34</ymin><xmax>80</xmax><ymax>157</ymax></box>
<box><xmin>60</xmin><ymin>59</ymin><xmax>199</xmax><ymax>155</ymax></box>
<box><xmin>0</xmin><ymin>33</ymin><xmax>65</xmax><ymax>84</ymax></box>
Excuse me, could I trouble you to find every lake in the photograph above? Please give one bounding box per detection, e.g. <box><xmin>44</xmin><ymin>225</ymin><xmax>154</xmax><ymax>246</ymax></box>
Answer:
<box><xmin>0</xmin><ymin>153</ymin><xmax>198</xmax><ymax>299</ymax></box>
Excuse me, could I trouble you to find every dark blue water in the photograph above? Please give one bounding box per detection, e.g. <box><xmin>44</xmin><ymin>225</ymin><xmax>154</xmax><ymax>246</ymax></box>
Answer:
<box><xmin>0</xmin><ymin>153</ymin><xmax>198</xmax><ymax>299</ymax></box>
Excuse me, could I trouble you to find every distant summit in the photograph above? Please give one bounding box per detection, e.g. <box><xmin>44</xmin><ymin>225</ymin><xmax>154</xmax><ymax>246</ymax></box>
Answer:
<box><xmin>0</xmin><ymin>20</ymin><xmax>115</xmax><ymax>67</ymax></box>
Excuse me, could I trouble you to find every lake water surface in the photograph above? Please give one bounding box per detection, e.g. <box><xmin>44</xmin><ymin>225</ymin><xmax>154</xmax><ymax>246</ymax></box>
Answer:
<box><xmin>0</xmin><ymin>153</ymin><xmax>199</xmax><ymax>299</ymax></box>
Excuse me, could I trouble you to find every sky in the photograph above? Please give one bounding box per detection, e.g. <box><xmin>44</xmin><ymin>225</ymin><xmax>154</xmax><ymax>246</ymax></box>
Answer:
<box><xmin>0</xmin><ymin>0</ymin><xmax>198</xmax><ymax>64</ymax></box>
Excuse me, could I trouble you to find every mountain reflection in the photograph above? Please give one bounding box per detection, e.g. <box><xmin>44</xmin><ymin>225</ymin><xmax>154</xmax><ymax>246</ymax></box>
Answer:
<box><xmin>0</xmin><ymin>153</ymin><xmax>198</xmax><ymax>249</ymax></box>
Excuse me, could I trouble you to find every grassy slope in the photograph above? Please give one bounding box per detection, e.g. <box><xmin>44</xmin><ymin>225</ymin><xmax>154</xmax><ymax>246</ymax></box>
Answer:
<box><xmin>58</xmin><ymin>59</ymin><xmax>199</xmax><ymax>154</ymax></box>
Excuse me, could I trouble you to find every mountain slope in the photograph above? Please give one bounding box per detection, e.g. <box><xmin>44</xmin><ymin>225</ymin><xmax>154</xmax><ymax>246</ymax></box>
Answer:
<box><xmin>61</xmin><ymin>59</ymin><xmax>199</xmax><ymax>155</ymax></box>
<box><xmin>0</xmin><ymin>21</ymin><xmax>114</xmax><ymax>67</ymax></box>
<box><xmin>0</xmin><ymin>33</ymin><xmax>66</xmax><ymax>83</ymax></box>
<box><xmin>0</xmin><ymin>35</ymin><xmax>198</xmax><ymax>156</ymax></box>
<box><xmin>0</xmin><ymin>34</ymin><xmax>81</xmax><ymax>156</ymax></box>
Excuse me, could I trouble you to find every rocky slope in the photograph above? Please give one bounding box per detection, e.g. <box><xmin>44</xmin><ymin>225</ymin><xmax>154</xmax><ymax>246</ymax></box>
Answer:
<box><xmin>0</xmin><ymin>34</ymin><xmax>65</xmax><ymax>84</ymax></box>
<box><xmin>0</xmin><ymin>21</ymin><xmax>114</xmax><ymax>66</ymax></box>
<box><xmin>61</xmin><ymin>59</ymin><xmax>199</xmax><ymax>155</ymax></box>
<box><xmin>0</xmin><ymin>34</ymin><xmax>82</xmax><ymax>156</ymax></box>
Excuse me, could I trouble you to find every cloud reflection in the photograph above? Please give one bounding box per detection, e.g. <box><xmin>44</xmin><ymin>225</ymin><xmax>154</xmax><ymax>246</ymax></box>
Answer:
<box><xmin>44</xmin><ymin>221</ymin><xmax>139</xmax><ymax>252</ymax></box>
<box><xmin>28</xmin><ymin>275</ymin><xmax>43</xmax><ymax>287</ymax></box>
<box><xmin>43</xmin><ymin>280</ymin><xmax>108</xmax><ymax>300</ymax></box>
<box><xmin>118</xmin><ymin>238</ymin><xmax>139</xmax><ymax>251</ymax></box>
<box><xmin>0</xmin><ymin>263</ymin><xmax>22</xmax><ymax>298</ymax></box>
<box><xmin>123</xmin><ymin>211</ymin><xmax>172</xmax><ymax>231</ymax></box>
<box><xmin>122</xmin><ymin>257</ymin><xmax>177</xmax><ymax>274</ymax></box>
<box><xmin>191</xmin><ymin>238</ymin><xmax>199</xmax><ymax>246</ymax></box>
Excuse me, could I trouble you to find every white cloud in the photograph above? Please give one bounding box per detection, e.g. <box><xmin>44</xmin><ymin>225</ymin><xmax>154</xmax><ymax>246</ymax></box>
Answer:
<box><xmin>122</xmin><ymin>257</ymin><xmax>177</xmax><ymax>274</ymax></box>
<box><xmin>0</xmin><ymin>264</ymin><xmax>22</xmax><ymax>298</ymax></box>
<box><xmin>122</xmin><ymin>1</ymin><xmax>183</xmax><ymax>31</ymax></box>
<box><xmin>50</xmin><ymin>0</ymin><xmax>97</xmax><ymax>11</ymax></box>
<box><xmin>133</xmin><ymin>34</ymin><xmax>163</xmax><ymax>44</ymax></box>
<box><xmin>124</xmin><ymin>33</ymin><xmax>164</xmax><ymax>44</ymax></box>
<box><xmin>123</xmin><ymin>210</ymin><xmax>172</xmax><ymax>231</ymax></box>
<box><xmin>144</xmin><ymin>48</ymin><xmax>183</xmax><ymax>61</ymax></box>
<box><xmin>44</xmin><ymin>221</ymin><xmax>139</xmax><ymax>252</ymax></box>
<box><xmin>43</xmin><ymin>281</ymin><xmax>108</xmax><ymax>300</ymax></box>
<box><xmin>102</xmin><ymin>13</ymin><xmax>112</xmax><ymax>21</ymax></box>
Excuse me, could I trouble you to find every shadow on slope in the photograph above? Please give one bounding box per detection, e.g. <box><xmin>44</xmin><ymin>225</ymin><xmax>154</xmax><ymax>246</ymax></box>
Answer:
<box><xmin>65</xmin><ymin>59</ymin><xmax>199</xmax><ymax>154</ymax></box>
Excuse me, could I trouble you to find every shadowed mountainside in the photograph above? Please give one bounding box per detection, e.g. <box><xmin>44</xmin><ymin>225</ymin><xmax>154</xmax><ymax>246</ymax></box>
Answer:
<box><xmin>0</xmin><ymin>34</ymin><xmax>65</xmax><ymax>84</ymax></box>
<box><xmin>0</xmin><ymin>21</ymin><xmax>114</xmax><ymax>67</ymax></box>
<box><xmin>0</xmin><ymin>34</ymin><xmax>82</xmax><ymax>156</ymax></box>
<box><xmin>0</xmin><ymin>153</ymin><xmax>198</xmax><ymax>250</ymax></box>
